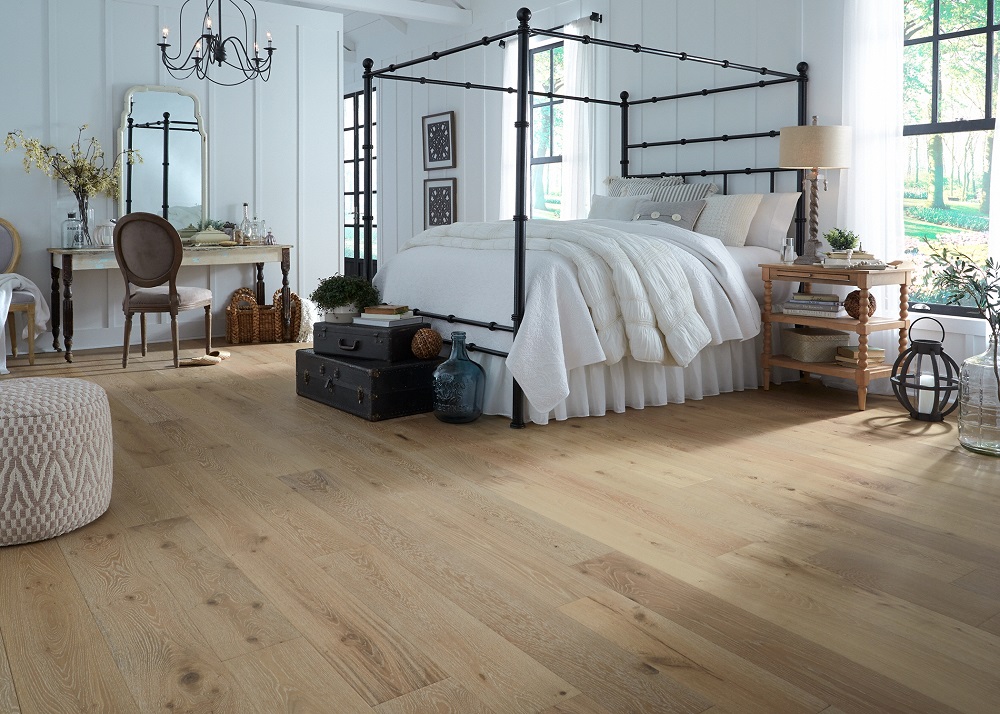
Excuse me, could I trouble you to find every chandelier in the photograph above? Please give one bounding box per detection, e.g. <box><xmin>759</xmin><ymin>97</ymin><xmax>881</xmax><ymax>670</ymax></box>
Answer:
<box><xmin>158</xmin><ymin>0</ymin><xmax>275</xmax><ymax>86</ymax></box>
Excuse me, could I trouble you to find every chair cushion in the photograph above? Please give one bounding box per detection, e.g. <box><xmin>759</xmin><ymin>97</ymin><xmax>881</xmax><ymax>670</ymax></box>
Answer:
<box><xmin>127</xmin><ymin>285</ymin><xmax>212</xmax><ymax>309</ymax></box>
<box><xmin>9</xmin><ymin>290</ymin><xmax>34</xmax><ymax>305</ymax></box>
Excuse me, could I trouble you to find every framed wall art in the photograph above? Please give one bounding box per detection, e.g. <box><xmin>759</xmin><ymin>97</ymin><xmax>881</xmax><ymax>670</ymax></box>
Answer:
<box><xmin>424</xmin><ymin>178</ymin><xmax>457</xmax><ymax>229</ymax></box>
<box><xmin>421</xmin><ymin>111</ymin><xmax>456</xmax><ymax>170</ymax></box>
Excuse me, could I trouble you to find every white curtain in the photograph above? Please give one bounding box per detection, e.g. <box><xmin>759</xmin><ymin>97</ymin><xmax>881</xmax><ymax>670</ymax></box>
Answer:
<box><xmin>499</xmin><ymin>38</ymin><xmax>519</xmax><ymax>221</ymax></box>
<box><xmin>562</xmin><ymin>17</ymin><xmax>595</xmax><ymax>220</ymax></box>
<box><xmin>835</xmin><ymin>0</ymin><xmax>904</xmax><ymax>392</ymax></box>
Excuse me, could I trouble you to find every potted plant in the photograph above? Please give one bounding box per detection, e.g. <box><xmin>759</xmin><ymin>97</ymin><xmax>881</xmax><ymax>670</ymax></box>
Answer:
<box><xmin>924</xmin><ymin>243</ymin><xmax>1000</xmax><ymax>456</ymax></box>
<box><xmin>309</xmin><ymin>274</ymin><xmax>380</xmax><ymax>322</ymax></box>
<box><xmin>822</xmin><ymin>227</ymin><xmax>872</xmax><ymax>260</ymax></box>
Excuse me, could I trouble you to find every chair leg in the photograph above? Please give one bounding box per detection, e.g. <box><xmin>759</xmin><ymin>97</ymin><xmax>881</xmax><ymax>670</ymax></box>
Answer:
<box><xmin>171</xmin><ymin>312</ymin><xmax>180</xmax><ymax>368</ymax></box>
<box><xmin>205</xmin><ymin>305</ymin><xmax>212</xmax><ymax>354</ymax></box>
<box><xmin>123</xmin><ymin>313</ymin><xmax>133</xmax><ymax>368</ymax></box>
<box><xmin>7</xmin><ymin>315</ymin><xmax>17</xmax><ymax>358</ymax></box>
<box><xmin>140</xmin><ymin>313</ymin><xmax>148</xmax><ymax>356</ymax></box>
<box><xmin>26</xmin><ymin>304</ymin><xmax>35</xmax><ymax>366</ymax></box>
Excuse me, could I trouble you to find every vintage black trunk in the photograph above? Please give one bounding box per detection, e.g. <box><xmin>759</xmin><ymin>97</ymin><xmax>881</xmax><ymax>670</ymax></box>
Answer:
<box><xmin>296</xmin><ymin>349</ymin><xmax>443</xmax><ymax>421</ymax></box>
<box><xmin>312</xmin><ymin>321</ymin><xmax>427</xmax><ymax>362</ymax></box>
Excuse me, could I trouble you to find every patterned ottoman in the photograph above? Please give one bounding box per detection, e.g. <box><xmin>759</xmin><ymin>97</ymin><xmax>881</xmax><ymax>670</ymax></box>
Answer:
<box><xmin>0</xmin><ymin>377</ymin><xmax>113</xmax><ymax>546</ymax></box>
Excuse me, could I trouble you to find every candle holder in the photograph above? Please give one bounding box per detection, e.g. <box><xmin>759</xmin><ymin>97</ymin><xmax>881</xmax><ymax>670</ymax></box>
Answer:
<box><xmin>890</xmin><ymin>317</ymin><xmax>960</xmax><ymax>422</ymax></box>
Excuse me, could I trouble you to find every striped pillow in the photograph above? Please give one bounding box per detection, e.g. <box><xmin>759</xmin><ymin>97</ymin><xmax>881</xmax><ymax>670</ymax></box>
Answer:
<box><xmin>627</xmin><ymin>181</ymin><xmax>718</xmax><ymax>203</ymax></box>
<box><xmin>605</xmin><ymin>175</ymin><xmax>684</xmax><ymax>198</ymax></box>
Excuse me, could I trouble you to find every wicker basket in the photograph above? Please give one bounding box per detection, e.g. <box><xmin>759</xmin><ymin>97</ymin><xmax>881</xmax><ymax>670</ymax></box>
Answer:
<box><xmin>225</xmin><ymin>288</ymin><xmax>302</xmax><ymax>344</ymax></box>
<box><xmin>783</xmin><ymin>327</ymin><xmax>850</xmax><ymax>363</ymax></box>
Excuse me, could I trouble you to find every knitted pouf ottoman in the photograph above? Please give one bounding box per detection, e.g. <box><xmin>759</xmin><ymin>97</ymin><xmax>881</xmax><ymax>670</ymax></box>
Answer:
<box><xmin>0</xmin><ymin>377</ymin><xmax>113</xmax><ymax>546</ymax></box>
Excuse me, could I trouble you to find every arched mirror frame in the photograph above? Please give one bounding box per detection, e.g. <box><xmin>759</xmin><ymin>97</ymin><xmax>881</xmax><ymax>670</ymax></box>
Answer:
<box><xmin>117</xmin><ymin>85</ymin><xmax>209</xmax><ymax>227</ymax></box>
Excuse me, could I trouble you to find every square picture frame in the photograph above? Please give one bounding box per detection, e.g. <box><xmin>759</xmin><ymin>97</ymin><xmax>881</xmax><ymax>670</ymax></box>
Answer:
<box><xmin>421</xmin><ymin>111</ymin><xmax>456</xmax><ymax>171</ymax></box>
<box><xmin>424</xmin><ymin>178</ymin><xmax>457</xmax><ymax>229</ymax></box>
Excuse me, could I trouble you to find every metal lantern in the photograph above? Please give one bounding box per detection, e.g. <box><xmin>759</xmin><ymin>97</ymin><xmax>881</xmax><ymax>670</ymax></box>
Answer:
<box><xmin>890</xmin><ymin>317</ymin><xmax>960</xmax><ymax>422</ymax></box>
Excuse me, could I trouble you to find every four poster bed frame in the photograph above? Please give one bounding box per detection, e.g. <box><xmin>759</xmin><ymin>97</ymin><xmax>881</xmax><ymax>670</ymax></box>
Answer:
<box><xmin>359</xmin><ymin>6</ymin><xmax>808</xmax><ymax>428</ymax></box>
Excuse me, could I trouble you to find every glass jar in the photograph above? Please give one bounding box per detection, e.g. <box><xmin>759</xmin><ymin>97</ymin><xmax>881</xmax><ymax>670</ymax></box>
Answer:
<box><xmin>958</xmin><ymin>335</ymin><xmax>1000</xmax><ymax>456</ymax></box>
<box><xmin>779</xmin><ymin>237</ymin><xmax>797</xmax><ymax>264</ymax></box>
<box><xmin>61</xmin><ymin>212</ymin><xmax>84</xmax><ymax>249</ymax></box>
<box><xmin>433</xmin><ymin>331</ymin><xmax>486</xmax><ymax>423</ymax></box>
<box><xmin>238</xmin><ymin>202</ymin><xmax>252</xmax><ymax>245</ymax></box>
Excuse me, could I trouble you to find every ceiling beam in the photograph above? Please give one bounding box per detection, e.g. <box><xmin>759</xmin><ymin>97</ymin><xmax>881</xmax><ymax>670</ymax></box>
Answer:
<box><xmin>381</xmin><ymin>14</ymin><xmax>408</xmax><ymax>35</ymax></box>
<box><xmin>271</xmin><ymin>0</ymin><xmax>472</xmax><ymax>26</ymax></box>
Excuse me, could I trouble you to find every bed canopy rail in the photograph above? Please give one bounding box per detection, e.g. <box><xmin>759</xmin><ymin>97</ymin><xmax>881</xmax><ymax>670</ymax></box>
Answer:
<box><xmin>360</xmin><ymin>6</ymin><xmax>807</xmax><ymax>428</ymax></box>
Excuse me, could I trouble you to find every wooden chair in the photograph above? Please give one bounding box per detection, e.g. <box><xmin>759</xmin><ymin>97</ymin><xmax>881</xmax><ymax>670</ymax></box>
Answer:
<box><xmin>113</xmin><ymin>212</ymin><xmax>212</xmax><ymax>368</ymax></box>
<box><xmin>0</xmin><ymin>218</ymin><xmax>35</xmax><ymax>365</ymax></box>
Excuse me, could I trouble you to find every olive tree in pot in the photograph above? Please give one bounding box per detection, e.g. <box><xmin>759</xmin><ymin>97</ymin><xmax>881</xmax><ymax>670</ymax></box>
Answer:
<box><xmin>309</xmin><ymin>274</ymin><xmax>381</xmax><ymax>323</ymax></box>
<box><xmin>925</xmin><ymin>244</ymin><xmax>1000</xmax><ymax>456</ymax></box>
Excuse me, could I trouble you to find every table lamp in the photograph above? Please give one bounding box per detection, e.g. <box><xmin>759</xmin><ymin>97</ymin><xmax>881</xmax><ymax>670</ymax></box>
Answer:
<box><xmin>779</xmin><ymin>116</ymin><xmax>852</xmax><ymax>264</ymax></box>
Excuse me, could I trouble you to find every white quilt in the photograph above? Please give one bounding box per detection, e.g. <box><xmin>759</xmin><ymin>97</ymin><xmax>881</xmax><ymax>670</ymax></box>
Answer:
<box><xmin>0</xmin><ymin>273</ymin><xmax>50</xmax><ymax>375</ymax></box>
<box><xmin>376</xmin><ymin>219</ymin><xmax>761</xmax><ymax>413</ymax></box>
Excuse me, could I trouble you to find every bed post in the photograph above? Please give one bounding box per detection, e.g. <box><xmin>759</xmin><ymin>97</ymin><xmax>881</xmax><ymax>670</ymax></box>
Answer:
<box><xmin>510</xmin><ymin>7</ymin><xmax>531</xmax><ymax>429</ymax></box>
<box><xmin>794</xmin><ymin>61</ymin><xmax>809</xmax><ymax>255</ymax></box>
<box><xmin>620</xmin><ymin>91</ymin><xmax>630</xmax><ymax>178</ymax></box>
<box><xmin>362</xmin><ymin>58</ymin><xmax>375</xmax><ymax>281</ymax></box>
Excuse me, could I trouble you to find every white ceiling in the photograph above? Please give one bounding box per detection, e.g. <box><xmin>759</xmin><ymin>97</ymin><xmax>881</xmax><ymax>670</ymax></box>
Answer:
<box><xmin>260</xmin><ymin>0</ymin><xmax>472</xmax><ymax>42</ymax></box>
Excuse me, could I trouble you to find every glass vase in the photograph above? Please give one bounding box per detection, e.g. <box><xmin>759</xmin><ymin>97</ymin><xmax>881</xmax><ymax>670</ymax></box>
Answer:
<box><xmin>433</xmin><ymin>331</ymin><xmax>486</xmax><ymax>423</ymax></box>
<box><xmin>958</xmin><ymin>335</ymin><xmax>1000</xmax><ymax>456</ymax></box>
<box><xmin>75</xmin><ymin>194</ymin><xmax>93</xmax><ymax>246</ymax></box>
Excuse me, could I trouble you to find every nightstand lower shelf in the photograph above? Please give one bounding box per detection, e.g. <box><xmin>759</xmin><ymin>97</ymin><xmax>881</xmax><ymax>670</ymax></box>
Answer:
<box><xmin>767</xmin><ymin>354</ymin><xmax>894</xmax><ymax>380</ymax></box>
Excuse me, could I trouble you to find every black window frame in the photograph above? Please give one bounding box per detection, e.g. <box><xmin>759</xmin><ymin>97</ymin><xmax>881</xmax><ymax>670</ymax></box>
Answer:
<box><xmin>529</xmin><ymin>40</ymin><xmax>563</xmax><ymax>219</ymax></box>
<box><xmin>904</xmin><ymin>0</ymin><xmax>998</xmax><ymax>318</ymax></box>
<box><xmin>344</xmin><ymin>88</ymin><xmax>376</xmax><ymax>278</ymax></box>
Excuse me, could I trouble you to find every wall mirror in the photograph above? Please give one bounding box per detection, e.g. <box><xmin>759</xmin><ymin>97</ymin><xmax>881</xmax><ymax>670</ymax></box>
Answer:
<box><xmin>118</xmin><ymin>85</ymin><xmax>208</xmax><ymax>230</ymax></box>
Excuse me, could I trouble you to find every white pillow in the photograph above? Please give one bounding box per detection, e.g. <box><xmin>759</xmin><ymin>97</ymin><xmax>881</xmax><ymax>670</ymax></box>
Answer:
<box><xmin>587</xmin><ymin>194</ymin><xmax>652</xmax><ymax>221</ymax></box>
<box><xmin>605</xmin><ymin>175</ymin><xmax>684</xmax><ymax>197</ymax></box>
<box><xmin>693</xmin><ymin>193</ymin><xmax>763</xmax><ymax>247</ymax></box>
<box><xmin>745</xmin><ymin>192</ymin><xmax>802</xmax><ymax>251</ymax></box>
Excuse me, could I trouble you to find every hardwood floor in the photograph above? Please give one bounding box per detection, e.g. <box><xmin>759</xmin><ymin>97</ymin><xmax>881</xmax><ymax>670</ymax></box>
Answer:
<box><xmin>1</xmin><ymin>342</ymin><xmax>998</xmax><ymax>713</ymax></box>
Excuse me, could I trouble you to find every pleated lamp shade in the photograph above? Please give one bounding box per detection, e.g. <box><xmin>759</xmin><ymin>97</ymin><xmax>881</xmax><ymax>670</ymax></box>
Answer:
<box><xmin>779</xmin><ymin>123</ymin><xmax>852</xmax><ymax>169</ymax></box>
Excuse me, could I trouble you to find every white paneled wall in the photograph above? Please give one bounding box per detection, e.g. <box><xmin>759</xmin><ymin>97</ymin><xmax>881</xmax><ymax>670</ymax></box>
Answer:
<box><xmin>0</xmin><ymin>0</ymin><xmax>342</xmax><ymax>353</ymax></box>
<box><xmin>346</xmin><ymin>0</ymin><xmax>845</xmax><ymax>265</ymax></box>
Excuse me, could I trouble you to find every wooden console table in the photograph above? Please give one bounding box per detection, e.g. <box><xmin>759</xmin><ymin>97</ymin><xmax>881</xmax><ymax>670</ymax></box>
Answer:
<box><xmin>48</xmin><ymin>244</ymin><xmax>292</xmax><ymax>362</ymax></box>
<box><xmin>760</xmin><ymin>263</ymin><xmax>913</xmax><ymax>410</ymax></box>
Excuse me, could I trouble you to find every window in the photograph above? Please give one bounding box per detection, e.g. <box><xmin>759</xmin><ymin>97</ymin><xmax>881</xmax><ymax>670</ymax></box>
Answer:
<box><xmin>344</xmin><ymin>89</ymin><xmax>377</xmax><ymax>277</ymax></box>
<box><xmin>903</xmin><ymin>0</ymin><xmax>996</xmax><ymax>315</ymax></box>
<box><xmin>529</xmin><ymin>42</ymin><xmax>564</xmax><ymax>219</ymax></box>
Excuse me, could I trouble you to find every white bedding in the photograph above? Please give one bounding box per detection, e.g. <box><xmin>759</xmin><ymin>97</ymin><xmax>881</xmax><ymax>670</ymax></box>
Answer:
<box><xmin>374</xmin><ymin>219</ymin><xmax>764</xmax><ymax>415</ymax></box>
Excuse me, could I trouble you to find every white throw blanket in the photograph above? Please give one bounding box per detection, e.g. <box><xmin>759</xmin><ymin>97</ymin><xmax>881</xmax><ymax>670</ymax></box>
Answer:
<box><xmin>0</xmin><ymin>273</ymin><xmax>50</xmax><ymax>375</ymax></box>
<box><xmin>404</xmin><ymin>220</ymin><xmax>713</xmax><ymax>367</ymax></box>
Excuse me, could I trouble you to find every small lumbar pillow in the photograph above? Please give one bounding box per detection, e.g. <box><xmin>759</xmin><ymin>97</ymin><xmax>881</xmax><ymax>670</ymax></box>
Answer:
<box><xmin>693</xmin><ymin>193</ymin><xmax>764</xmax><ymax>247</ymax></box>
<box><xmin>745</xmin><ymin>192</ymin><xmax>802</xmax><ymax>251</ymax></box>
<box><xmin>632</xmin><ymin>200</ymin><xmax>707</xmax><ymax>231</ymax></box>
<box><xmin>587</xmin><ymin>194</ymin><xmax>653</xmax><ymax>221</ymax></box>
<box><xmin>605</xmin><ymin>175</ymin><xmax>684</xmax><ymax>197</ymax></box>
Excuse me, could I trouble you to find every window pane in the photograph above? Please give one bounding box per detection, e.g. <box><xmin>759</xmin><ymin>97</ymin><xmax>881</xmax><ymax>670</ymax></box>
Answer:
<box><xmin>939</xmin><ymin>34</ymin><xmax>987</xmax><ymax>122</ymax></box>
<box><xmin>903</xmin><ymin>131</ymin><xmax>992</xmax><ymax>304</ymax></box>
<box><xmin>904</xmin><ymin>42</ymin><xmax>933</xmax><ymax>124</ymax></box>
<box><xmin>553</xmin><ymin>103</ymin><xmax>564</xmax><ymax>157</ymax></box>
<box><xmin>372</xmin><ymin>158</ymin><xmax>377</xmax><ymax>191</ymax></box>
<box><xmin>344</xmin><ymin>98</ymin><xmax>354</xmax><ymax>126</ymax></box>
<box><xmin>940</xmin><ymin>0</ymin><xmax>987</xmax><ymax>34</ymax></box>
<box><xmin>344</xmin><ymin>164</ymin><xmax>355</xmax><ymax>193</ymax></box>
<box><xmin>532</xmin><ymin>49</ymin><xmax>551</xmax><ymax>94</ymax></box>
<box><xmin>344</xmin><ymin>227</ymin><xmax>356</xmax><ymax>258</ymax></box>
<box><xmin>532</xmin><ymin>106</ymin><xmax>552</xmax><ymax>158</ymax></box>
<box><xmin>552</xmin><ymin>45</ymin><xmax>565</xmax><ymax>95</ymax></box>
<box><xmin>530</xmin><ymin>163</ymin><xmax>562</xmax><ymax>220</ymax></box>
<box><xmin>994</xmin><ymin>30</ymin><xmax>1000</xmax><ymax>118</ymax></box>
<box><xmin>904</xmin><ymin>0</ymin><xmax>933</xmax><ymax>40</ymax></box>
<box><xmin>345</xmin><ymin>195</ymin><xmax>357</xmax><ymax>225</ymax></box>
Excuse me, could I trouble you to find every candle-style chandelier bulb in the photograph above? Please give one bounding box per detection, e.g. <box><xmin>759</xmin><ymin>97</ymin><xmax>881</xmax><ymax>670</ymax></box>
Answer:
<box><xmin>157</xmin><ymin>0</ymin><xmax>275</xmax><ymax>86</ymax></box>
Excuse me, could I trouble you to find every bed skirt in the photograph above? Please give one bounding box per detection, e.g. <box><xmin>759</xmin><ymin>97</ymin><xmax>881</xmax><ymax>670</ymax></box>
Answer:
<box><xmin>479</xmin><ymin>331</ymin><xmax>788</xmax><ymax>425</ymax></box>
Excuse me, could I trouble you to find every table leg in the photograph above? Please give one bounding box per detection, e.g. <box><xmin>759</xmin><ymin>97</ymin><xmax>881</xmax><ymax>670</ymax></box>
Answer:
<box><xmin>50</xmin><ymin>264</ymin><xmax>62</xmax><ymax>352</ymax></box>
<box><xmin>762</xmin><ymin>277</ymin><xmax>772</xmax><ymax>389</ymax></box>
<box><xmin>856</xmin><ymin>286</ymin><xmax>870</xmax><ymax>411</ymax></box>
<box><xmin>281</xmin><ymin>247</ymin><xmax>291</xmax><ymax>341</ymax></box>
<box><xmin>62</xmin><ymin>254</ymin><xmax>74</xmax><ymax>362</ymax></box>
<box><xmin>899</xmin><ymin>280</ymin><xmax>909</xmax><ymax>357</ymax></box>
<box><xmin>255</xmin><ymin>263</ymin><xmax>266</xmax><ymax>306</ymax></box>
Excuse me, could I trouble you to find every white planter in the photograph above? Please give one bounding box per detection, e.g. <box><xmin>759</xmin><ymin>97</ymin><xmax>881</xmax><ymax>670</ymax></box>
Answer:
<box><xmin>325</xmin><ymin>304</ymin><xmax>360</xmax><ymax>323</ymax></box>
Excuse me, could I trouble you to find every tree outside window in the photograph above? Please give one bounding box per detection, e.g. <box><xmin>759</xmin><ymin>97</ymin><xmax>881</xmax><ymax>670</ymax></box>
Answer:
<box><xmin>903</xmin><ymin>0</ymin><xmax>996</xmax><ymax>314</ymax></box>
<box><xmin>530</xmin><ymin>42</ymin><xmax>564</xmax><ymax>219</ymax></box>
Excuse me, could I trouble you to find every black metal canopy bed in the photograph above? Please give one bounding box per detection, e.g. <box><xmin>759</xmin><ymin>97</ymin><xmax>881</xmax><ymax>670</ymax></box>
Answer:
<box><xmin>359</xmin><ymin>7</ymin><xmax>808</xmax><ymax>427</ymax></box>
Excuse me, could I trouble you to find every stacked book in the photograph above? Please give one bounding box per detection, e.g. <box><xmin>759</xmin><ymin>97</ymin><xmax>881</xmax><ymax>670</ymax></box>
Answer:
<box><xmin>779</xmin><ymin>292</ymin><xmax>848</xmax><ymax>318</ymax></box>
<box><xmin>353</xmin><ymin>304</ymin><xmax>424</xmax><ymax>327</ymax></box>
<box><xmin>835</xmin><ymin>345</ymin><xmax>886</xmax><ymax>367</ymax></box>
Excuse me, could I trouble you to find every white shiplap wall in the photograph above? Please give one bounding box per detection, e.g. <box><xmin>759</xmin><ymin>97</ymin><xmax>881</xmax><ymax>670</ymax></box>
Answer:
<box><xmin>0</xmin><ymin>0</ymin><xmax>342</xmax><ymax>353</ymax></box>
<box><xmin>345</xmin><ymin>0</ymin><xmax>846</xmax><ymax>264</ymax></box>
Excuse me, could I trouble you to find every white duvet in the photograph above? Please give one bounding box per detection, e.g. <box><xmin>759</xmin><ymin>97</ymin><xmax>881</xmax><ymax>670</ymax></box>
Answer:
<box><xmin>375</xmin><ymin>219</ymin><xmax>761</xmax><ymax>413</ymax></box>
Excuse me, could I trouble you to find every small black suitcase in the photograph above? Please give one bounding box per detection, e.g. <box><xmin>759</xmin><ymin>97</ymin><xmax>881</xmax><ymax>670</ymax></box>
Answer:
<box><xmin>295</xmin><ymin>349</ymin><xmax>443</xmax><ymax>421</ymax></box>
<box><xmin>312</xmin><ymin>321</ymin><xmax>427</xmax><ymax>362</ymax></box>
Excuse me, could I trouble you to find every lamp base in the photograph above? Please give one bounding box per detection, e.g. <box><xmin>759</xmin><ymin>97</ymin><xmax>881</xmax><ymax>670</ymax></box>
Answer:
<box><xmin>794</xmin><ymin>238</ymin><xmax>823</xmax><ymax>265</ymax></box>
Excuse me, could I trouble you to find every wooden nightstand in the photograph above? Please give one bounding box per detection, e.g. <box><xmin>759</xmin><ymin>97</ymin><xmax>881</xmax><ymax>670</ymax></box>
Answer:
<box><xmin>759</xmin><ymin>263</ymin><xmax>914</xmax><ymax>410</ymax></box>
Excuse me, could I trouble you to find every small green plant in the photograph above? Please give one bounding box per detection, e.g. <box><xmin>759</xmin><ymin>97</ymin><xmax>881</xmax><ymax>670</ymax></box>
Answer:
<box><xmin>309</xmin><ymin>274</ymin><xmax>380</xmax><ymax>311</ymax></box>
<box><xmin>824</xmin><ymin>228</ymin><xmax>860</xmax><ymax>251</ymax></box>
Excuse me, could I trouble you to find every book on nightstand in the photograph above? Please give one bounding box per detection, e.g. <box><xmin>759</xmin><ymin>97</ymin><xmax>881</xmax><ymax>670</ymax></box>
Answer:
<box><xmin>835</xmin><ymin>355</ymin><xmax>886</xmax><ymax>367</ymax></box>
<box><xmin>363</xmin><ymin>304</ymin><xmax>410</xmax><ymax>315</ymax></box>
<box><xmin>792</xmin><ymin>292</ymin><xmax>839</xmax><ymax>302</ymax></box>
<box><xmin>837</xmin><ymin>345</ymin><xmax>886</xmax><ymax>360</ymax></box>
